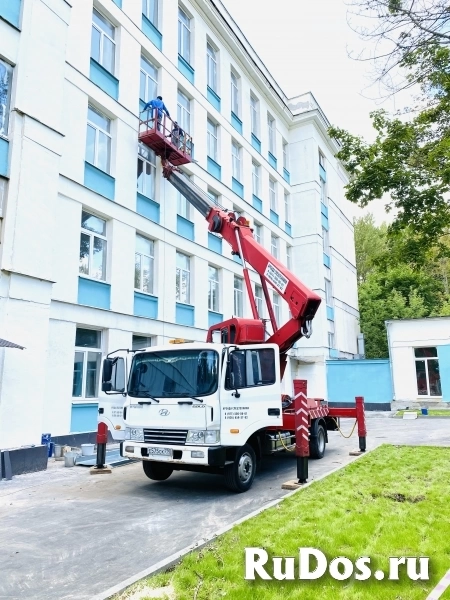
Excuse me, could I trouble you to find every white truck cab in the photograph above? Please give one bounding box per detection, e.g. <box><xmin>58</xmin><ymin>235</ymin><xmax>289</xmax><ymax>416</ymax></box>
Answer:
<box><xmin>99</xmin><ymin>341</ymin><xmax>283</xmax><ymax>492</ymax></box>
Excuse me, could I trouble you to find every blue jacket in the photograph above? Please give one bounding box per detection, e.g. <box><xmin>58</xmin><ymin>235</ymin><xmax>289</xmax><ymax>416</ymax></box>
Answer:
<box><xmin>143</xmin><ymin>98</ymin><xmax>170</xmax><ymax>118</ymax></box>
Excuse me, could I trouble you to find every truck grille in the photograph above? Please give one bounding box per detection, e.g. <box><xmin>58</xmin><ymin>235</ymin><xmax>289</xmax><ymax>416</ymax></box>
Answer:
<box><xmin>143</xmin><ymin>429</ymin><xmax>188</xmax><ymax>446</ymax></box>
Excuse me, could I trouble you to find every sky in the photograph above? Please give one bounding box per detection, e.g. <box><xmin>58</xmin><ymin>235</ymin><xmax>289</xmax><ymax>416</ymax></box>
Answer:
<box><xmin>221</xmin><ymin>0</ymin><xmax>405</xmax><ymax>224</ymax></box>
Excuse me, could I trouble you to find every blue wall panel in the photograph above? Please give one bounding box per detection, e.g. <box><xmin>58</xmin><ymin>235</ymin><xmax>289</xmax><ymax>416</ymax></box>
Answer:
<box><xmin>252</xmin><ymin>195</ymin><xmax>262</xmax><ymax>212</ymax></box>
<box><xmin>251</xmin><ymin>134</ymin><xmax>261</xmax><ymax>153</ymax></box>
<box><xmin>285</xmin><ymin>222</ymin><xmax>292</xmax><ymax>236</ymax></box>
<box><xmin>208</xmin><ymin>233</ymin><xmax>222</xmax><ymax>254</ymax></box>
<box><xmin>112</xmin><ymin>0</ymin><xmax>122</xmax><ymax>7</ymax></box>
<box><xmin>327</xmin><ymin>359</ymin><xmax>393</xmax><ymax>404</ymax></box>
<box><xmin>78</xmin><ymin>277</ymin><xmax>111</xmax><ymax>310</ymax></box>
<box><xmin>90</xmin><ymin>59</ymin><xmax>119</xmax><ymax>100</ymax></box>
<box><xmin>137</xmin><ymin>192</ymin><xmax>160</xmax><ymax>223</ymax></box>
<box><xmin>134</xmin><ymin>292</ymin><xmax>158</xmax><ymax>319</ymax></box>
<box><xmin>178</xmin><ymin>55</ymin><xmax>194</xmax><ymax>84</ymax></box>
<box><xmin>321</xmin><ymin>202</ymin><xmax>328</xmax><ymax>217</ymax></box>
<box><xmin>437</xmin><ymin>344</ymin><xmax>450</xmax><ymax>401</ymax></box>
<box><xmin>177</xmin><ymin>215</ymin><xmax>194</xmax><ymax>241</ymax></box>
<box><xmin>270</xmin><ymin>210</ymin><xmax>279</xmax><ymax>227</ymax></box>
<box><xmin>84</xmin><ymin>162</ymin><xmax>115</xmax><ymax>200</ymax></box>
<box><xmin>283</xmin><ymin>168</ymin><xmax>290</xmax><ymax>184</ymax></box>
<box><xmin>0</xmin><ymin>138</ymin><xmax>9</xmax><ymax>177</ymax></box>
<box><xmin>268</xmin><ymin>152</ymin><xmax>277</xmax><ymax>170</ymax></box>
<box><xmin>323</xmin><ymin>253</ymin><xmax>331</xmax><ymax>268</ymax></box>
<box><xmin>231</xmin><ymin>112</ymin><xmax>243</xmax><ymax>135</ymax></box>
<box><xmin>176</xmin><ymin>303</ymin><xmax>194</xmax><ymax>326</ymax></box>
<box><xmin>322</xmin><ymin>213</ymin><xmax>329</xmax><ymax>231</ymax></box>
<box><xmin>207</xmin><ymin>87</ymin><xmax>221</xmax><ymax>111</ymax></box>
<box><xmin>142</xmin><ymin>14</ymin><xmax>162</xmax><ymax>50</ymax></box>
<box><xmin>71</xmin><ymin>403</ymin><xmax>98</xmax><ymax>433</ymax></box>
<box><xmin>0</xmin><ymin>0</ymin><xmax>21</xmax><ymax>28</ymax></box>
<box><xmin>207</xmin><ymin>157</ymin><xmax>221</xmax><ymax>180</ymax></box>
<box><xmin>208</xmin><ymin>311</ymin><xmax>223</xmax><ymax>328</ymax></box>
<box><xmin>326</xmin><ymin>305</ymin><xmax>334</xmax><ymax>321</ymax></box>
<box><xmin>232</xmin><ymin>177</ymin><xmax>244</xmax><ymax>198</ymax></box>
<box><xmin>320</xmin><ymin>164</ymin><xmax>327</xmax><ymax>182</ymax></box>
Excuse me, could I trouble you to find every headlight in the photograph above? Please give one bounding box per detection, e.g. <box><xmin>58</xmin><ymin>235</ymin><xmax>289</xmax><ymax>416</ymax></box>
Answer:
<box><xmin>186</xmin><ymin>430</ymin><xmax>220</xmax><ymax>445</ymax></box>
<box><xmin>125</xmin><ymin>427</ymin><xmax>144</xmax><ymax>442</ymax></box>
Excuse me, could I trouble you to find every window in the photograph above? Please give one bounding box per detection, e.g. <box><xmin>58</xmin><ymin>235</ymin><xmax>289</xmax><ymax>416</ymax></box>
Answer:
<box><xmin>142</xmin><ymin>0</ymin><xmax>158</xmax><ymax>26</ymax></box>
<box><xmin>132</xmin><ymin>334</ymin><xmax>153</xmax><ymax>350</ymax></box>
<box><xmin>254</xmin><ymin>223</ymin><xmax>261</xmax><ymax>244</ymax></box>
<box><xmin>225</xmin><ymin>348</ymin><xmax>276</xmax><ymax>389</ymax></box>
<box><xmin>328</xmin><ymin>320</ymin><xmax>335</xmax><ymax>349</ymax></box>
<box><xmin>137</xmin><ymin>143</ymin><xmax>156</xmax><ymax>199</ymax></box>
<box><xmin>86</xmin><ymin>105</ymin><xmax>111</xmax><ymax>174</ymax></box>
<box><xmin>0</xmin><ymin>59</ymin><xmax>13</xmax><ymax>137</ymax></box>
<box><xmin>414</xmin><ymin>348</ymin><xmax>442</xmax><ymax>396</ymax></box>
<box><xmin>268</xmin><ymin>114</ymin><xmax>275</xmax><ymax>155</ymax></box>
<box><xmin>319</xmin><ymin>151</ymin><xmax>325</xmax><ymax>168</ymax></box>
<box><xmin>91</xmin><ymin>9</ymin><xmax>115</xmax><ymax>74</ymax></box>
<box><xmin>325</xmin><ymin>279</ymin><xmax>333</xmax><ymax>305</ymax></box>
<box><xmin>79</xmin><ymin>211</ymin><xmax>107</xmax><ymax>281</ymax></box>
<box><xmin>271</xmin><ymin>234</ymin><xmax>279</xmax><ymax>259</ymax></box>
<box><xmin>73</xmin><ymin>328</ymin><xmax>102</xmax><ymax>399</ymax></box>
<box><xmin>207</xmin><ymin>119</ymin><xmax>218</xmax><ymax>161</ymax></box>
<box><xmin>135</xmin><ymin>235</ymin><xmax>154</xmax><ymax>295</ymax></box>
<box><xmin>178</xmin><ymin>7</ymin><xmax>191</xmax><ymax>63</ymax></box>
<box><xmin>208</xmin><ymin>190</ymin><xmax>219</xmax><ymax>205</ymax></box>
<box><xmin>320</xmin><ymin>177</ymin><xmax>327</xmax><ymax>205</ymax></box>
<box><xmin>255</xmin><ymin>284</ymin><xmax>263</xmax><ymax>317</ymax></box>
<box><xmin>273</xmin><ymin>292</ymin><xmax>280</xmax><ymax>324</ymax></box>
<box><xmin>232</xmin><ymin>141</ymin><xmax>241</xmax><ymax>181</ymax></box>
<box><xmin>177</xmin><ymin>90</ymin><xmax>191</xmax><ymax>134</ymax></box>
<box><xmin>207</xmin><ymin>42</ymin><xmax>217</xmax><ymax>92</ymax></box>
<box><xmin>208</xmin><ymin>266</ymin><xmax>219</xmax><ymax>312</ymax></box>
<box><xmin>250</xmin><ymin>94</ymin><xmax>259</xmax><ymax>137</ymax></box>
<box><xmin>234</xmin><ymin>276</ymin><xmax>244</xmax><ymax>317</ymax></box>
<box><xmin>252</xmin><ymin>162</ymin><xmax>260</xmax><ymax>197</ymax></box>
<box><xmin>140</xmin><ymin>56</ymin><xmax>158</xmax><ymax>103</ymax></box>
<box><xmin>283</xmin><ymin>140</ymin><xmax>289</xmax><ymax>170</ymax></box>
<box><xmin>269</xmin><ymin>178</ymin><xmax>277</xmax><ymax>212</ymax></box>
<box><xmin>176</xmin><ymin>252</ymin><xmax>190</xmax><ymax>304</ymax></box>
<box><xmin>286</xmin><ymin>246</ymin><xmax>292</xmax><ymax>270</ymax></box>
<box><xmin>231</xmin><ymin>70</ymin><xmax>239</xmax><ymax>116</ymax></box>
<box><xmin>284</xmin><ymin>192</ymin><xmax>290</xmax><ymax>223</ymax></box>
<box><xmin>177</xmin><ymin>175</ymin><xmax>191</xmax><ymax>219</ymax></box>
<box><xmin>323</xmin><ymin>227</ymin><xmax>330</xmax><ymax>255</ymax></box>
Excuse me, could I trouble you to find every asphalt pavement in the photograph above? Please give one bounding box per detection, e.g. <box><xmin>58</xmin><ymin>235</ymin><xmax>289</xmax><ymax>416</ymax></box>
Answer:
<box><xmin>0</xmin><ymin>414</ymin><xmax>448</xmax><ymax>600</ymax></box>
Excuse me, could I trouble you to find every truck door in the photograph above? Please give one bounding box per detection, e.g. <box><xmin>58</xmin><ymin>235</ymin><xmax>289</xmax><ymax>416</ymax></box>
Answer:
<box><xmin>98</xmin><ymin>352</ymin><xmax>128</xmax><ymax>441</ymax></box>
<box><xmin>220</xmin><ymin>344</ymin><xmax>282</xmax><ymax>446</ymax></box>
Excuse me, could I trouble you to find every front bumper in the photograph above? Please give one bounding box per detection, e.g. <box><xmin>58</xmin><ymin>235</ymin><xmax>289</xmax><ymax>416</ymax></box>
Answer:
<box><xmin>120</xmin><ymin>442</ymin><xmax>227</xmax><ymax>467</ymax></box>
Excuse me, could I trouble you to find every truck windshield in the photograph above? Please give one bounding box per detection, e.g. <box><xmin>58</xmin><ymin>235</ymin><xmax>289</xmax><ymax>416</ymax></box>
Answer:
<box><xmin>128</xmin><ymin>349</ymin><xmax>219</xmax><ymax>398</ymax></box>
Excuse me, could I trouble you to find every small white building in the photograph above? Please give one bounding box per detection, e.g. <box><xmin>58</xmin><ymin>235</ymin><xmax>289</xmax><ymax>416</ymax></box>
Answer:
<box><xmin>386</xmin><ymin>317</ymin><xmax>450</xmax><ymax>404</ymax></box>
<box><xmin>0</xmin><ymin>0</ymin><xmax>359</xmax><ymax>459</ymax></box>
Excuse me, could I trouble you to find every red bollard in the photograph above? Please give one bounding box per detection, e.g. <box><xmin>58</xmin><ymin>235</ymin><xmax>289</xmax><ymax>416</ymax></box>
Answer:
<box><xmin>95</xmin><ymin>422</ymin><xmax>108</xmax><ymax>468</ymax></box>
<box><xmin>355</xmin><ymin>396</ymin><xmax>367</xmax><ymax>452</ymax></box>
<box><xmin>294</xmin><ymin>386</ymin><xmax>310</xmax><ymax>484</ymax></box>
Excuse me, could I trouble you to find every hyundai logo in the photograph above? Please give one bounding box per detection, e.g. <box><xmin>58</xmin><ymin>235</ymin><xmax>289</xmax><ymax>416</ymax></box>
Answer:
<box><xmin>159</xmin><ymin>409</ymin><xmax>170</xmax><ymax>416</ymax></box>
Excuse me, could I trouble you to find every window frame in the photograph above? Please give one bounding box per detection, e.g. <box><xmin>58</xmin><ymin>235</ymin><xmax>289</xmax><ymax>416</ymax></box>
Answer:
<box><xmin>177</xmin><ymin>175</ymin><xmax>191</xmax><ymax>220</ymax></box>
<box><xmin>140</xmin><ymin>55</ymin><xmax>158</xmax><ymax>103</ymax></box>
<box><xmin>282</xmin><ymin>140</ymin><xmax>289</xmax><ymax>170</ymax></box>
<box><xmin>207</xmin><ymin>119</ymin><xmax>218</xmax><ymax>161</ymax></box>
<box><xmin>230</xmin><ymin>70</ymin><xmax>240</xmax><ymax>116</ymax></box>
<box><xmin>269</xmin><ymin>178</ymin><xmax>277</xmax><ymax>212</ymax></box>
<box><xmin>325</xmin><ymin>278</ymin><xmax>333</xmax><ymax>305</ymax></box>
<box><xmin>267</xmin><ymin>114</ymin><xmax>276</xmax><ymax>155</ymax></box>
<box><xmin>0</xmin><ymin>59</ymin><xmax>13</xmax><ymax>138</ymax></box>
<box><xmin>206</xmin><ymin>42</ymin><xmax>218</xmax><ymax>92</ymax></box>
<box><xmin>86</xmin><ymin>105</ymin><xmax>112</xmax><ymax>174</ymax></box>
<box><xmin>176</xmin><ymin>251</ymin><xmax>191</xmax><ymax>304</ymax></box>
<box><xmin>323</xmin><ymin>227</ymin><xmax>330</xmax><ymax>255</ymax></box>
<box><xmin>271</xmin><ymin>234</ymin><xmax>279</xmax><ymax>259</ymax></box>
<box><xmin>177</xmin><ymin>89</ymin><xmax>191</xmax><ymax>134</ymax></box>
<box><xmin>132</xmin><ymin>334</ymin><xmax>154</xmax><ymax>350</ymax></box>
<box><xmin>225</xmin><ymin>348</ymin><xmax>276</xmax><ymax>390</ymax></box>
<box><xmin>137</xmin><ymin>143</ymin><xmax>156</xmax><ymax>200</ymax></box>
<box><xmin>91</xmin><ymin>8</ymin><xmax>116</xmax><ymax>75</ymax></box>
<box><xmin>79</xmin><ymin>211</ymin><xmax>107</xmax><ymax>281</ymax></box>
<box><xmin>253</xmin><ymin>223</ymin><xmax>262</xmax><ymax>244</ymax></box>
<box><xmin>234</xmin><ymin>276</ymin><xmax>244</xmax><ymax>317</ymax></box>
<box><xmin>142</xmin><ymin>0</ymin><xmax>158</xmax><ymax>27</ymax></box>
<box><xmin>250</xmin><ymin>93</ymin><xmax>259</xmax><ymax>138</ymax></box>
<box><xmin>284</xmin><ymin>192</ymin><xmax>290</xmax><ymax>223</ymax></box>
<box><xmin>414</xmin><ymin>347</ymin><xmax>442</xmax><ymax>397</ymax></box>
<box><xmin>208</xmin><ymin>265</ymin><xmax>220</xmax><ymax>312</ymax></box>
<box><xmin>135</xmin><ymin>234</ymin><xmax>155</xmax><ymax>295</ymax></box>
<box><xmin>232</xmin><ymin>140</ymin><xmax>241</xmax><ymax>181</ymax></box>
<box><xmin>255</xmin><ymin>284</ymin><xmax>263</xmax><ymax>317</ymax></box>
<box><xmin>273</xmin><ymin>291</ymin><xmax>280</xmax><ymax>324</ymax></box>
<box><xmin>178</xmin><ymin>6</ymin><xmax>191</xmax><ymax>64</ymax></box>
<box><xmin>286</xmin><ymin>245</ymin><xmax>292</xmax><ymax>270</ymax></box>
<box><xmin>328</xmin><ymin>319</ymin><xmax>335</xmax><ymax>349</ymax></box>
<box><xmin>72</xmin><ymin>327</ymin><xmax>102</xmax><ymax>400</ymax></box>
<box><xmin>252</xmin><ymin>162</ymin><xmax>260</xmax><ymax>197</ymax></box>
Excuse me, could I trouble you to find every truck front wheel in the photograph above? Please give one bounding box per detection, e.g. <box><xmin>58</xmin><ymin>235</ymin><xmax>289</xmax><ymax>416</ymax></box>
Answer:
<box><xmin>142</xmin><ymin>460</ymin><xmax>173</xmax><ymax>481</ymax></box>
<box><xmin>224</xmin><ymin>444</ymin><xmax>256</xmax><ymax>493</ymax></box>
<box><xmin>309</xmin><ymin>423</ymin><xmax>326</xmax><ymax>459</ymax></box>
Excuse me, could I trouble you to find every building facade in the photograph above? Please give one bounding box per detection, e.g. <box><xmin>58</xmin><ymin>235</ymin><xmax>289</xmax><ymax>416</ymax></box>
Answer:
<box><xmin>387</xmin><ymin>318</ymin><xmax>450</xmax><ymax>404</ymax></box>
<box><xmin>0</xmin><ymin>0</ymin><xmax>359</xmax><ymax>451</ymax></box>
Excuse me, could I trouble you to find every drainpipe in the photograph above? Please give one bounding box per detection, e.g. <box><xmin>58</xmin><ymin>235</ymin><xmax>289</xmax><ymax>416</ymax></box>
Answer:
<box><xmin>385</xmin><ymin>321</ymin><xmax>396</xmax><ymax>401</ymax></box>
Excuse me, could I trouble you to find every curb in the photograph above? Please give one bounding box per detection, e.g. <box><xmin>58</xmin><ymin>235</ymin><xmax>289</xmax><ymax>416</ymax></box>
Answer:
<box><xmin>91</xmin><ymin>448</ymin><xmax>374</xmax><ymax>600</ymax></box>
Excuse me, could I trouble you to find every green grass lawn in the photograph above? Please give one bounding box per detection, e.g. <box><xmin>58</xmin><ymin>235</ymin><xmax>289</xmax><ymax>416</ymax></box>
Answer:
<box><xmin>116</xmin><ymin>445</ymin><xmax>450</xmax><ymax>600</ymax></box>
<box><xmin>396</xmin><ymin>409</ymin><xmax>450</xmax><ymax>417</ymax></box>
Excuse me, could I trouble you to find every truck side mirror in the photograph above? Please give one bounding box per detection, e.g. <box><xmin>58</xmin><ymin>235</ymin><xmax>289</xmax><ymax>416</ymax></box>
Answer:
<box><xmin>102</xmin><ymin>357</ymin><xmax>126</xmax><ymax>394</ymax></box>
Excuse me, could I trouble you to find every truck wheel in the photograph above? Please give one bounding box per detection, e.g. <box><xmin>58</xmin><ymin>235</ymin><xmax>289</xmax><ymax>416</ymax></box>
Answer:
<box><xmin>224</xmin><ymin>444</ymin><xmax>256</xmax><ymax>493</ymax></box>
<box><xmin>309</xmin><ymin>423</ymin><xmax>326</xmax><ymax>459</ymax></box>
<box><xmin>142</xmin><ymin>460</ymin><xmax>173</xmax><ymax>481</ymax></box>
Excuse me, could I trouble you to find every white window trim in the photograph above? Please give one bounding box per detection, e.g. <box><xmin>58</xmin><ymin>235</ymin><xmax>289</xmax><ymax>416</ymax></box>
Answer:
<box><xmin>80</xmin><ymin>212</ymin><xmax>107</xmax><ymax>282</ymax></box>
<box><xmin>176</xmin><ymin>252</ymin><xmax>191</xmax><ymax>304</ymax></box>
<box><xmin>271</xmin><ymin>235</ymin><xmax>279</xmax><ymax>259</ymax></box>
<box><xmin>269</xmin><ymin>178</ymin><xmax>277</xmax><ymax>213</ymax></box>
<box><xmin>252</xmin><ymin>162</ymin><xmax>260</xmax><ymax>197</ymax></box>
<box><xmin>142</xmin><ymin>0</ymin><xmax>158</xmax><ymax>27</ymax></box>
<box><xmin>137</xmin><ymin>144</ymin><xmax>156</xmax><ymax>200</ymax></box>
<box><xmin>283</xmin><ymin>141</ymin><xmax>289</xmax><ymax>171</ymax></box>
<box><xmin>135</xmin><ymin>235</ymin><xmax>155</xmax><ymax>295</ymax></box>
<box><xmin>207</xmin><ymin>119</ymin><xmax>218</xmax><ymax>161</ymax></box>
<box><xmin>250</xmin><ymin>94</ymin><xmax>259</xmax><ymax>138</ymax></box>
<box><xmin>92</xmin><ymin>9</ymin><xmax>116</xmax><ymax>74</ymax></box>
<box><xmin>254</xmin><ymin>223</ymin><xmax>261</xmax><ymax>244</ymax></box>
<box><xmin>177</xmin><ymin>90</ymin><xmax>191</xmax><ymax>134</ymax></box>
<box><xmin>414</xmin><ymin>348</ymin><xmax>442</xmax><ymax>397</ymax></box>
<box><xmin>73</xmin><ymin>328</ymin><xmax>102</xmax><ymax>401</ymax></box>
<box><xmin>208</xmin><ymin>266</ymin><xmax>220</xmax><ymax>312</ymax></box>
<box><xmin>268</xmin><ymin>114</ymin><xmax>276</xmax><ymax>155</ymax></box>
<box><xmin>234</xmin><ymin>276</ymin><xmax>244</xmax><ymax>317</ymax></box>
<box><xmin>87</xmin><ymin>106</ymin><xmax>112</xmax><ymax>173</ymax></box>
<box><xmin>255</xmin><ymin>284</ymin><xmax>264</xmax><ymax>317</ymax></box>
<box><xmin>178</xmin><ymin>6</ymin><xmax>191</xmax><ymax>64</ymax></box>
<box><xmin>232</xmin><ymin>141</ymin><xmax>241</xmax><ymax>181</ymax></box>
<box><xmin>207</xmin><ymin>42</ymin><xmax>218</xmax><ymax>92</ymax></box>
<box><xmin>140</xmin><ymin>56</ymin><xmax>158</xmax><ymax>103</ymax></box>
<box><xmin>231</xmin><ymin>70</ymin><xmax>240</xmax><ymax>116</ymax></box>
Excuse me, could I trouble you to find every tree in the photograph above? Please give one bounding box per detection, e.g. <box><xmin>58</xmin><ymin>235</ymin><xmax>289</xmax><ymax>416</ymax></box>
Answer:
<box><xmin>354</xmin><ymin>214</ymin><xmax>388</xmax><ymax>282</ymax></box>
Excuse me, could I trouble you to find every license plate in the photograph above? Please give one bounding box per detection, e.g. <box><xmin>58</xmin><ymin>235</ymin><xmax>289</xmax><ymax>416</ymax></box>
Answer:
<box><xmin>148</xmin><ymin>447</ymin><xmax>172</xmax><ymax>458</ymax></box>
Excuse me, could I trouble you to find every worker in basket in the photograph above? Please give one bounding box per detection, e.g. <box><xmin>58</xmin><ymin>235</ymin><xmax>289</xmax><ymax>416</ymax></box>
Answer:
<box><xmin>169</xmin><ymin>121</ymin><xmax>185</xmax><ymax>149</ymax></box>
<box><xmin>142</xmin><ymin>95</ymin><xmax>170</xmax><ymax>131</ymax></box>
